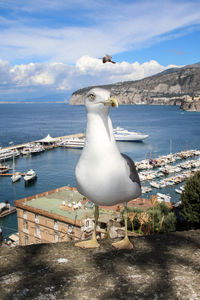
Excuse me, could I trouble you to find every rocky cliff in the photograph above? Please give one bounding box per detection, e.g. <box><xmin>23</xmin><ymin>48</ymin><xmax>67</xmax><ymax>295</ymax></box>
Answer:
<box><xmin>70</xmin><ymin>62</ymin><xmax>200</xmax><ymax>111</ymax></box>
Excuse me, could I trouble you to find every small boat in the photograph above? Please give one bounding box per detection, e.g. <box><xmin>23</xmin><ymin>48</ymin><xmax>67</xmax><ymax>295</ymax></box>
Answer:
<box><xmin>157</xmin><ymin>193</ymin><xmax>171</xmax><ymax>203</ymax></box>
<box><xmin>11</xmin><ymin>152</ymin><xmax>21</xmax><ymax>183</ymax></box>
<box><xmin>21</xmin><ymin>147</ymin><xmax>32</xmax><ymax>155</ymax></box>
<box><xmin>175</xmin><ymin>189</ymin><xmax>182</xmax><ymax>194</ymax></box>
<box><xmin>0</xmin><ymin>165</ymin><xmax>9</xmax><ymax>174</ymax></box>
<box><xmin>113</xmin><ymin>127</ymin><xmax>149</xmax><ymax>142</ymax></box>
<box><xmin>150</xmin><ymin>181</ymin><xmax>160</xmax><ymax>189</ymax></box>
<box><xmin>24</xmin><ymin>169</ymin><xmax>37</xmax><ymax>183</ymax></box>
<box><xmin>0</xmin><ymin>201</ymin><xmax>16</xmax><ymax>218</ymax></box>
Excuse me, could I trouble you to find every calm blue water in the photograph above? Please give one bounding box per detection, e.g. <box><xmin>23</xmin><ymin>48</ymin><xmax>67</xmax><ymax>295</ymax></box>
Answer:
<box><xmin>0</xmin><ymin>103</ymin><xmax>200</xmax><ymax>238</ymax></box>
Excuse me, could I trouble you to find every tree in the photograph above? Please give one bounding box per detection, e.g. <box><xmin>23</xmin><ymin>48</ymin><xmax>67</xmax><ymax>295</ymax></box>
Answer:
<box><xmin>180</xmin><ymin>171</ymin><xmax>200</xmax><ymax>229</ymax></box>
<box><xmin>147</xmin><ymin>202</ymin><xmax>176</xmax><ymax>233</ymax></box>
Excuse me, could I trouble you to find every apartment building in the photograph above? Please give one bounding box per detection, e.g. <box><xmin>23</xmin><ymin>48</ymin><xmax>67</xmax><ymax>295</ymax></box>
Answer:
<box><xmin>15</xmin><ymin>186</ymin><xmax>97</xmax><ymax>246</ymax></box>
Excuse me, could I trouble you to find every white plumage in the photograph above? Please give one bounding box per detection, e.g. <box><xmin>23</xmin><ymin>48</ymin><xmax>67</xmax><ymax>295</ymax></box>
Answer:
<box><xmin>75</xmin><ymin>88</ymin><xmax>141</xmax><ymax>206</ymax></box>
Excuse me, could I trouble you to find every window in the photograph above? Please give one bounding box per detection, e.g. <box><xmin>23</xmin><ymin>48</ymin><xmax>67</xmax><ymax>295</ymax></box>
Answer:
<box><xmin>68</xmin><ymin>225</ymin><xmax>73</xmax><ymax>234</ymax></box>
<box><xmin>54</xmin><ymin>231</ymin><xmax>59</xmax><ymax>242</ymax></box>
<box><xmin>35</xmin><ymin>214</ymin><xmax>39</xmax><ymax>224</ymax></box>
<box><xmin>23</xmin><ymin>220</ymin><xmax>28</xmax><ymax>233</ymax></box>
<box><xmin>36</xmin><ymin>225</ymin><xmax>40</xmax><ymax>236</ymax></box>
<box><xmin>54</xmin><ymin>221</ymin><xmax>58</xmax><ymax>230</ymax></box>
<box><xmin>24</xmin><ymin>210</ymin><xmax>27</xmax><ymax>219</ymax></box>
<box><xmin>25</xmin><ymin>235</ymin><xmax>29</xmax><ymax>245</ymax></box>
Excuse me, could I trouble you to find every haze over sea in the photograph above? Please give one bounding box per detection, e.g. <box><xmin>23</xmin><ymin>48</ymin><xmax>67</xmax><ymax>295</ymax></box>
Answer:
<box><xmin>0</xmin><ymin>103</ymin><xmax>200</xmax><ymax>238</ymax></box>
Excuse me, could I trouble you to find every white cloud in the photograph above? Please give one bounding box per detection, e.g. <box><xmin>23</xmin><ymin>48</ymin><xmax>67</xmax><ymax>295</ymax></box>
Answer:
<box><xmin>0</xmin><ymin>56</ymin><xmax>180</xmax><ymax>100</ymax></box>
<box><xmin>0</xmin><ymin>1</ymin><xmax>200</xmax><ymax>64</ymax></box>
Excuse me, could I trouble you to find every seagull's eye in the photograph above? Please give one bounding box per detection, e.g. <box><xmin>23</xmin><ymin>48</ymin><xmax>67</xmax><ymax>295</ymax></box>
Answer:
<box><xmin>88</xmin><ymin>93</ymin><xmax>95</xmax><ymax>101</ymax></box>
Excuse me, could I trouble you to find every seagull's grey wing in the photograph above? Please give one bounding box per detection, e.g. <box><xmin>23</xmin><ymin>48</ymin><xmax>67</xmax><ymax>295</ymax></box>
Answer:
<box><xmin>121</xmin><ymin>153</ymin><xmax>141</xmax><ymax>187</ymax></box>
<box><xmin>106</xmin><ymin>54</ymin><xmax>112</xmax><ymax>59</ymax></box>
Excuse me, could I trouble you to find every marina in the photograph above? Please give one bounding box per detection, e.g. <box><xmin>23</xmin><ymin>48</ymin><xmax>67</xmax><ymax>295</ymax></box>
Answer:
<box><xmin>1</xmin><ymin>132</ymin><xmax>200</xmax><ymax>198</ymax></box>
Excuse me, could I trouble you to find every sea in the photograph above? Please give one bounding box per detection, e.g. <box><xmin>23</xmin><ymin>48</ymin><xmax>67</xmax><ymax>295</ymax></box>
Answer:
<box><xmin>0</xmin><ymin>103</ymin><xmax>200</xmax><ymax>239</ymax></box>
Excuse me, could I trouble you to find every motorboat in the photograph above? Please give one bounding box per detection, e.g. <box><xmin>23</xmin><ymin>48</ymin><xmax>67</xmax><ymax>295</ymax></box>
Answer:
<box><xmin>157</xmin><ymin>193</ymin><xmax>171</xmax><ymax>203</ymax></box>
<box><xmin>21</xmin><ymin>147</ymin><xmax>32</xmax><ymax>156</ymax></box>
<box><xmin>113</xmin><ymin>127</ymin><xmax>149</xmax><ymax>142</ymax></box>
<box><xmin>24</xmin><ymin>169</ymin><xmax>37</xmax><ymax>183</ymax></box>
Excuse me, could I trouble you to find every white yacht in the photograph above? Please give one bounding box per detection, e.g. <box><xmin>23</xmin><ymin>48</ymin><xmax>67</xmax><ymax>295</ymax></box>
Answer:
<box><xmin>0</xmin><ymin>148</ymin><xmax>20</xmax><ymax>161</ymax></box>
<box><xmin>24</xmin><ymin>169</ymin><xmax>37</xmax><ymax>183</ymax></box>
<box><xmin>59</xmin><ymin>138</ymin><xmax>85</xmax><ymax>149</ymax></box>
<box><xmin>113</xmin><ymin>127</ymin><xmax>149</xmax><ymax>142</ymax></box>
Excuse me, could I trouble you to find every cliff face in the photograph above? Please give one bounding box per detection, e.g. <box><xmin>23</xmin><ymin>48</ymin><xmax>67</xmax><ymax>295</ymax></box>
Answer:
<box><xmin>70</xmin><ymin>62</ymin><xmax>200</xmax><ymax>111</ymax></box>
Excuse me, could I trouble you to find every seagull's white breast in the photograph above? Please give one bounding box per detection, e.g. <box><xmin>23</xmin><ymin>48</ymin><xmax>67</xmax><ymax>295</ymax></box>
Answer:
<box><xmin>75</xmin><ymin>112</ymin><xmax>141</xmax><ymax>206</ymax></box>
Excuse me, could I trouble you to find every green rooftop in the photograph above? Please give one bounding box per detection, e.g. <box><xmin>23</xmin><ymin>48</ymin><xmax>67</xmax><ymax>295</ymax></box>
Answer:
<box><xmin>24</xmin><ymin>188</ymin><xmax>94</xmax><ymax>221</ymax></box>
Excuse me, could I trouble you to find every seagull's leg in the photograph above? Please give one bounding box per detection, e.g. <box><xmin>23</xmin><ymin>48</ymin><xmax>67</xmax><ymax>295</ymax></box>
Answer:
<box><xmin>75</xmin><ymin>205</ymin><xmax>100</xmax><ymax>249</ymax></box>
<box><xmin>112</xmin><ymin>203</ymin><xmax>133</xmax><ymax>250</ymax></box>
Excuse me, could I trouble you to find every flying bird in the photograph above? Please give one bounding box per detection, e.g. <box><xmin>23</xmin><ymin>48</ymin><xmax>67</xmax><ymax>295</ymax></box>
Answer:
<box><xmin>102</xmin><ymin>54</ymin><xmax>116</xmax><ymax>64</ymax></box>
<box><xmin>75</xmin><ymin>88</ymin><xmax>141</xmax><ymax>249</ymax></box>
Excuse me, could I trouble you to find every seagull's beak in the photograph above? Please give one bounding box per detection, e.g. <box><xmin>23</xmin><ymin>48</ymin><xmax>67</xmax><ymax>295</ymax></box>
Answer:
<box><xmin>103</xmin><ymin>97</ymin><xmax>118</xmax><ymax>108</ymax></box>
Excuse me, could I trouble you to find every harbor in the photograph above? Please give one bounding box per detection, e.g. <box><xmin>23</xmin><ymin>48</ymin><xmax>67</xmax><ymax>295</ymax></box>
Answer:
<box><xmin>0</xmin><ymin>103</ymin><xmax>200</xmax><ymax>241</ymax></box>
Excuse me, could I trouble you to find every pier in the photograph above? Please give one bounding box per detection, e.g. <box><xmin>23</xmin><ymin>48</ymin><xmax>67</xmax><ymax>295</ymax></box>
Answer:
<box><xmin>0</xmin><ymin>206</ymin><xmax>16</xmax><ymax>218</ymax></box>
<box><xmin>0</xmin><ymin>132</ymin><xmax>84</xmax><ymax>151</ymax></box>
<box><xmin>0</xmin><ymin>173</ymin><xmax>25</xmax><ymax>177</ymax></box>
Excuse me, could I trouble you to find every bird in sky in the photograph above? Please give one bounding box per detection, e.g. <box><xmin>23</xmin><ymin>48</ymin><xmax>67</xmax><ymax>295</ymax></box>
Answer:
<box><xmin>102</xmin><ymin>54</ymin><xmax>116</xmax><ymax>64</ymax></box>
<box><xmin>75</xmin><ymin>88</ymin><xmax>141</xmax><ymax>249</ymax></box>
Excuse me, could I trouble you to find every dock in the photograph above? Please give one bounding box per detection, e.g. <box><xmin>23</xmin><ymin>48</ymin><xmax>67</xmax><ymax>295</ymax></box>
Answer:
<box><xmin>1</xmin><ymin>133</ymin><xmax>85</xmax><ymax>151</ymax></box>
<box><xmin>0</xmin><ymin>206</ymin><xmax>16</xmax><ymax>218</ymax></box>
<box><xmin>0</xmin><ymin>173</ymin><xmax>25</xmax><ymax>177</ymax></box>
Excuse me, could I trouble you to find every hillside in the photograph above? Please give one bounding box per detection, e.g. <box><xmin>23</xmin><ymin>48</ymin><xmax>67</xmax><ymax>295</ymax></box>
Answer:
<box><xmin>0</xmin><ymin>230</ymin><xmax>200</xmax><ymax>299</ymax></box>
<box><xmin>70</xmin><ymin>62</ymin><xmax>200</xmax><ymax>111</ymax></box>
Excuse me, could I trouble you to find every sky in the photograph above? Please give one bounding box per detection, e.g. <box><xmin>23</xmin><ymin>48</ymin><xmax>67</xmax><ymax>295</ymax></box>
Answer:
<box><xmin>0</xmin><ymin>0</ymin><xmax>200</xmax><ymax>101</ymax></box>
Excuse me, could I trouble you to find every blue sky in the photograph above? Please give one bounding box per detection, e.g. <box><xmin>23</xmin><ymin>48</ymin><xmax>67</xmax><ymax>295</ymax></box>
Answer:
<box><xmin>0</xmin><ymin>0</ymin><xmax>199</xmax><ymax>101</ymax></box>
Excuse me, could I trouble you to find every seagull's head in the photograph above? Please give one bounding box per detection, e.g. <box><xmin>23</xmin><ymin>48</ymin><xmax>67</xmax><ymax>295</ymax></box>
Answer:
<box><xmin>84</xmin><ymin>88</ymin><xmax>118</xmax><ymax>114</ymax></box>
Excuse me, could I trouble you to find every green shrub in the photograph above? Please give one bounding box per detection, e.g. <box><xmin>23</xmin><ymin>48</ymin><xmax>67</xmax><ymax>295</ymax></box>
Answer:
<box><xmin>147</xmin><ymin>202</ymin><xmax>176</xmax><ymax>233</ymax></box>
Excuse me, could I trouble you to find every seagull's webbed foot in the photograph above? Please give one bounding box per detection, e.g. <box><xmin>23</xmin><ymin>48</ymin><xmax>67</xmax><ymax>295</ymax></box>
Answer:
<box><xmin>112</xmin><ymin>236</ymin><xmax>133</xmax><ymax>250</ymax></box>
<box><xmin>75</xmin><ymin>204</ymin><xmax>100</xmax><ymax>249</ymax></box>
<box><xmin>75</xmin><ymin>236</ymin><xmax>100</xmax><ymax>249</ymax></box>
<box><xmin>112</xmin><ymin>203</ymin><xmax>134</xmax><ymax>250</ymax></box>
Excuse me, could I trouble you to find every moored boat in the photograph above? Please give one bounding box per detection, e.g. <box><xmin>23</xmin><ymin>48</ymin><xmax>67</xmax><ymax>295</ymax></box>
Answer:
<box><xmin>113</xmin><ymin>127</ymin><xmax>149</xmax><ymax>142</ymax></box>
<box><xmin>0</xmin><ymin>165</ymin><xmax>9</xmax><ymax>174</ymax></box>
<box><xmin>24</xmin><ymin>169</ymin><xmax>37</xmax><ymax>183</ymax></box>
<box><xmin>59</xmin><ymin>138</ymin><xmax>85</xmax><ymax>149</ymax></box>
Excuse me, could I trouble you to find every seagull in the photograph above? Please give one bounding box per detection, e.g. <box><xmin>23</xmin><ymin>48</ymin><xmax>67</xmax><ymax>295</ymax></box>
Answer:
<box><xmin>102</xmin><ymin>54</ymin><xmax>116</xmax><ymax>64</ymax></box>
<box><xmin>75</xmin><ymin>88</ymin><xmax>141</xmax><ymax>249</ymax></box>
